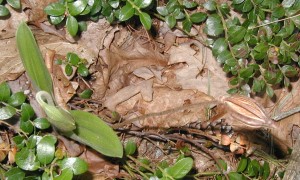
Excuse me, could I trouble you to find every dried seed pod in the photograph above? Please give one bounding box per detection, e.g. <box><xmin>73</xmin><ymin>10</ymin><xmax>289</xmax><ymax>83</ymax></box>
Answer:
<box><xmin>221</xmin><ymin>95</ymin><xmax>277</xmax><ymax>129</ymax></box>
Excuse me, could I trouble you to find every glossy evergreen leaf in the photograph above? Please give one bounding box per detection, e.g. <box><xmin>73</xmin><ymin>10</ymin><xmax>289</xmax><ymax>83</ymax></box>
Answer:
<box><xmin>203</xmin><ymin>0</ymin><xmax>216</xmax><ymax>11</ymax></box>
<box><xmin>8</xmin><ymin>92</ymin><xmax>26</xmax><ymax>107</ymax></box>
<box><xmin>21</xmin><ymin>103</ymin><xmax>35</xmax><ymax>121</ymax></box>
<box><xmin>228</xmin><ymin>172</ymin><xmax>246</xmax><ymax>180</ymax></box>
<box><xmin>212</xmin><ymin>38</ymin><xmax>228</xmax><ymax>56</ymax></box>
<box><xmin>78</xmin><ymin>64</ymin><xmax>89</xmax><ymax>77</ymax></box>
<box><xmin>166</xmin><ymin>0</ymin><xmax>179</xmax><ymax>13</ymax></box>
<box><xmin>44</xmin><ymin>2</ymin><xmax>65</xmax><ymax>16</ymax></box>
<box><xmin>0</xmin><ymin>5</ymin><xmax>9</xmax><ymax>16</ymax></box>
<box><xmin>0</xmin><ymin>82</ymin><xmax>11</xmax><ymax>102</ymax></box>
<box><xmin>54</xmin><ymin>168</ymin><xmax>73</xmax><ymax>180</ymax></box>
<box><xmin>5</xmin><ymin>167</ymin><xmax>25</xmax><ymax>180</ymax></box>
<box><xmin>7</xmin><ymin>0</ymin><xmax>21</xmax><ymax>9</ymax></box>
<box><xmin>125</xmin><ymin>140</ymin><xmax>137</xmax><ymax>155</ymax></box>
<box><xmin>20</xmin><ymin>120</ymin><xmax>34</xmax><ymax>134</ymax></box>
<box><xmin>156</xmin><ymin>6</ymin><xmax>168</xmax><ymax>16</ymax></box>
<box><xmin>232</xmin><ymin>42</ymin><xmax>249</xmax><ymax>58</ymax></box>
<box><xmin>49</xmin><ymin>15</ymin><xmax>65</xmax><ymax>25</ymax></box>
<box><xmin>15</xmin><ymin>147</ymin><xmax>40</xmax><ymax>171</ymax></box>
<box><xmin>60</xmin><ymin>157</ymin><xmax>88</xmax><ymax>175</ymax></box>
<box><xmin>79</xmin><ymin>89</ymin><xmax>93</xmax><ymax>99</ymax></box>
<box><xmin>183</xmin><ymin>0</ymin><xmax>197</xmax><ymax>8</ymax></box>
<box><xmin>166</xmin><ymin>15</ymin><xmax>176</xmax><ymax>28</ymax></box>
<box><xmin>234</xmin><ymin>0</ymin><xmax>253</xmax><ymax>12</ymax></box>
<box><xmin>0</xmin><ymin>106</ymin><xmax>16</xmax><ymax>120</ymax></box>
<box><xmin>134</xmin><ymin>0</ymin><xmax>152</xmax><ymax>8</ymax></box>
<box><xmin>68</xmin><ymin>0</ymin><xmax>88</xmax><ymax>16</ymax></box>
<box><xmin>16</xmin><ymin>22</ymin><xmax>53</xmax><ymax>95</ymax></box>
<box><xmin>204</xmin><ymin>14</ymin><xmax>223</xmax><ymax>36</ymax></box>
<box><xmin>272</xmin><ymin>6</ymin><xmax>285</xmax><ymax>18</ymax></box>
<box><xmin>68</xmin><ymin>110</ymin><xmax>123</xmax><ymax>157</ymax></box>
<box><xmin>239</xmin><ymin>66</ymin><xmax>254</xmax><ymax>79</ymax></box>
<box><xmin>118</xmin><ymin>2</ymin><xmax>134</xmax><ymax>21</ymax></box>
<box><xmin>67</xmin><ymin>52</ymin><xmax>80</xmax><ymax>66</ymax></box>
<box><xmin>165</xmin><ymin>157</ymin><xmax>193</xmax><ymax>179</ymax></box>
<box><xmin>236</xmin><ymin>157</ymin><xmax>248</xmax><ymax>172</ymax></box>
<box><xmin>37</xmin><ymin>135</ymin><xmax>57</xmax><ymax>165</ymax></box>
<box><xmin>190</xmin><ymin>12</ymin><xmax>207</xmax><ymax>23</ymax></box>
<box><xmin>65</xmin><ymin>64</ymin><xmax>73</xmax><ymax>76</ymax></box>
<box><xmin>262</xmin><ymin>162</ymin><xmax>270</xmax><ymax>180</ymax></box>
<box><xmin>266</xmin><ymin>85</ymin><xmax>274</xmax><ymax>98</ymax></box>
<box><xmin>78</xmin><ymin>21</ymin><xmax>87</xmax><ymax>32</ymax></box>
<box><xmin>27</xmin><ymin>135</ymin><xmax>38</xmax><ymax>149</ymax></box>
<box><xmin>66</xmin><ymin>15</ymin><xmax>78</xmax><ymax>36</ymax></box>
<box><xmin>228</xmin><ymin>26</ymin><xmax>246</xmax><ymax>44</ymax></box>
<box><xmin>173</xmin><ymin>8</ymin><xmax>185</xmax><ymax>20</ymax></box>
<box><xmin>281</xmin><ymin>65</ymin><xmax>297</xmax><ymax>77</ymax></box>
<box><xmin>232</xmin><ymin>0</ymin><xmax>245</xmax><ymax>4</ymax></box>
<box><xmin>217</xmin><ymin>50</ymin><xmax>234</xmax><ymax>64</ymax></box>
<box><xmin>252</xmin><ymin>79</ymin><xmax>265</xmax><ymax>93</ymax></box>
<box><xmin>217</xmin><ymin>159</ymin><xmax>227</xmax><ymax>171</ymax></box>
<box><xmin>90</xmin><ymin>0</ymin><xmax>101</xmax><ymax>15</ymax></box>
<box><xmin>282</xmin><ymin>0</ymin><xmax>295</xmax><ymax>8</ymax></box>
<box><xmin>182</xmin><ymin>18</ymin><xmax>192</xmax><ymax>32</ymax></box>
<box><xmin>108</xmin><ymin>0</ymin><xmax>119</xmax><ymax>8</ymax></box>
<box><xmin>139</xmin><ymin>12</ymin><xmax>152</xmax><ymax>30</ymax></box>
<box><xmin>220</xmin><ymin>3</ymin><xmax>230</xmax><ymax>15</ymax></box>
<box><xmin>33</xmin><ymin>118</ymin><xmax>51</xmax><ymax>129</ymax></box>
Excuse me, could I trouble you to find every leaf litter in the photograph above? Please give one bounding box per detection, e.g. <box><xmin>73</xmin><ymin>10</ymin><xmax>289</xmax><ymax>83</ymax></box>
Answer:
<box><xmin>1</xmin><ymin>1</ymin><xmax>300</xmax><ymax>178</ymax></box>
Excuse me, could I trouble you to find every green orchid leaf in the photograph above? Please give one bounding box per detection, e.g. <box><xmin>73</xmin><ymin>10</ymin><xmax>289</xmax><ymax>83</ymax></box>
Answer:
<box><xmin>36</xmin><ymin>91</ymin><xmax>76</xmax><ymax>132</ymax></box>
<box><xmin>16</xmin><ymin>22</ymin><xmax>53</xmax><ymax>95</ymax></box>
<box><xmin>67</xmin><ymin>110</ymin><xmax>123</xmax><ymax>158</ymax></box>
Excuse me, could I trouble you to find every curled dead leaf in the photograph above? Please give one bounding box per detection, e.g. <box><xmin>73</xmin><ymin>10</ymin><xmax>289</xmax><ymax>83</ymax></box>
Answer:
<box><xmin>221</xmin><ymin>134</ymin><xmax>231</xmax><ymax>146</ymax></box>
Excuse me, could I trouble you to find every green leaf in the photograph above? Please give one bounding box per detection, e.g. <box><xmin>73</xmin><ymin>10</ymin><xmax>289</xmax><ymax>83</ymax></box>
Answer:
<box><xmin>68</xmin><ymin>110</ymin><xmax>123</xmax><ymax>157</ymax></box>
<box><xmin>27</xmin><ymin>135</ymin><xmax>38</xmax><ymax>149</ymax></box>
<box><xmin>118</xmin><ymin>2</ymin><xmax>134</xmax><ymax>21</ymax></box>
<box><xmin>5</xmin><ymin>167</ymin><xmax>25</xmax><ymax>180</ymax></box>
<box><xmin>139</xmin><ymin>12</ymin><xmax>152</xmax><ymax>30</ymax></box>
<box><xmin>20</xmin><ymin>120</ymin><xmax>34</xmax><ymax>134</ymax></box>
<box><xmin>166</xmin><ymin>0</ymin><xmax>179</xmax><ymax>13</ymax></box>
<box><xmin>67</xmin><ymin>52</ymin><xmax>80</xmax><ymax>66</ymax></box>
<box><xmin>78</xmin><ymin>64</ymin><xmax>89</xmax><ymax>77</ymax></box>
<box><xmin>190</xmin><ymin>12</ymin><xmax>207</xmax><ymax>23</ymax></box>
<box><xmin>266</xmin><ymin>85</ymin><xmax>274</xmax><ymax>98</ymax></box>
<box><xmin>272</xmin><ymin>6</ymin><xmax>285</xmax><ymax>18</ymax></box>
<box><xmin>204</xmin><ymin>14</ymin><xmax>223</xmax><ymax>36</ymax></box>
<box><xmin>60</xmin><ymin>157</ymin><xmax>88</xmax><ymax>175</ymax></box>
<box><xmin>0</xmin><ymin>5</ymin><xmax>9</xmax><ymax>16</ymax></box>
<box><xmin>236</xmin><ymin>157</ymin><xmax>248</xmax><ymax>172</ymax></box>
<box><xmin>156</xmin><ymin>6</ymin><xmax>168</xmax><ymax>16</ymax></box>
<box><xmin>0</xmin><ymin>82</ymin><xmax>11</xmax><ymax>102</ymax></box>
<box><xmin>65</xmin><ymin>64</ymin><xmax>73</xmax><ymax>76</ymax></box>
<box><xmin>248</xmin><ymin>159</ymin><xmax>260</xmax><ymax>177</ymax></box>
<box><xmin>33</xmin><ymin>117</ymin><xmax>51</xmax><ymax>129</ymax></box>
<box><xmin>232</xmin><ymin>0</ymin><xmax>245</xmax><ymax>4</ymax></box>
<box><xmin>44</xmin><ymin>2</ymin><xmax>65</xmax><ymax>16</ymax></box>
<box><xmin>183</xmin><ymin>0</ymin><xmax>197</xmax><ymax>8</ymax></box>
<box><xmin>216</xmin><ymin>50</ymin><xmax>234</xmax><ymax>64</ymax></box>
<box><xmin>262</xmin><ymin>162</ymin><xmax>270</xmax><ymax>180</ymax></box>
<box><xmin>228</xmin><ymin>172</ymin><xmax>246</xmax><ymax>180</ymax></box>
<box><xmin>281</xmin><ymin>65</ymin><xmax>297</xmax><ymax>77</ymax></box>
<box><xmin>165</xmin><ymin>15</ymin><xmax>176</xmax><ymax>28</ymax></box>
<box><xmin>66</xmin><ymin>15</ymin><xmax>78</xmax><ymax>36</ymax></box>
<box><xmin>49</xmin><ymin>15</ymin><xmax>65</xmax><ymax>25</ymax></box>
<box><xmin>67</xmin><ymin>0</ymin><xmax>88</xmax><ymax>16</ymax></box>
<box><xmin>15</xmin><ymin>147</ymin><xmax>40</xmax><ymax>171</ymax></box>
<box><xmin>134</xmin><ymin>0</ymin><xmax>152</xmax><ymax>8</ymax></box>
<box><xmin>108</xmin><ymin>0</ymin><xmax>119</xmax><ymax>8</ymax></box>
<box><xmin>182</xmin><ymin>18</ymin><xmax>192</xmax><ymax>32</ymax></box>
<box><xmin>37</xmin><ymin>135</ymin><xmax>57</xmax><ymax>165</ymax></box>
<box><xmin>16</xmin><ymin>22</ymin><xmax>53</xmax><ymax>95</ymax></box>
<box><xmin>21</xmin><ymin>103</ymin><xmax>35</xmax><ymax>121</ymax></box>
<box><xmin>282</xmin><ymin>0</ymin><xmax>295</xmax><ymax>8</ymax></box>
<box><xmin>234</xmin><ymin>0</ymin><xmax>253</xmax><ymax>12</ymax></box>
<box><xmin>165</xmin><ymin>157</ymin><xmax>193</xmax><ymax>179</ymax></box>
<box><xmin>232</xmin><ymin>42</ymin><xmax>249</xmax><ymax>58</ymax></box>
<box><xmin>79</xmin><ymin>89</ymin><xmax>93</xmax><ymax>99</ymax></box>
<box><xmin>90</xmin><ymin>0</ymin><xmax>102</xmax><ymax>15</ymax></box>
<box><xmin>252</xmin><ymin>43</ymin><xmax>269</xmax><ymax>60</ymax></box>
<box><xmin>228</xmin><ymin>26</ymin><xmax>246</xmax><ymax>44</ymax></box>
<box><xmin>217</xmin><ymin>159</ymin><xmax>227</xmax><ymax>171</ymax></box>
<box><xmin>203</xmin><ymin>0</ymin><xmax>216</xmax><ymax>11</ymax></box>
<box><xmin>8</xmin><ymin>92</ymin><xmax>26</xmax><ymax>107</ymax></box>
<box><xmin>212</xmin><ymin>38</ymin><xmax>228</xmax><ymax>56</ymax></box>
<box><xmin>36</xmin><ymin>91</ymin><xmax>76</xmax><ymax>132</ymax></box>
<box><xmin>239</xmin><ymin>66</ymin><xmax>254</xmax><ymax>79</ymax></box>
<box><xmin>252</xmin><ymin>79</ymin><xmax>265</xmax><ymax>93</ymax></box>
<box><xmin>0</xmin><ymin>106</ymin><xmax>16</xmax><ymax>120</ymax></box>
<box><xmin>138</xmin><ymin>158</ymin><xmax>151</xmax><ymax>171</ymax></box>
<box><xmin>54</xmin><ymin>168</ymin><xmax>73</xmax><ymax>180</ymax></box>
<box><xmin>125</xmin><ymin>140</ymin><xmax>137</xmax><ymax>155</ymax></box>
<box><xmin>7</xmin><ymin>0</ymin><xmax>21</xmax><ymax>9</ymax></box>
